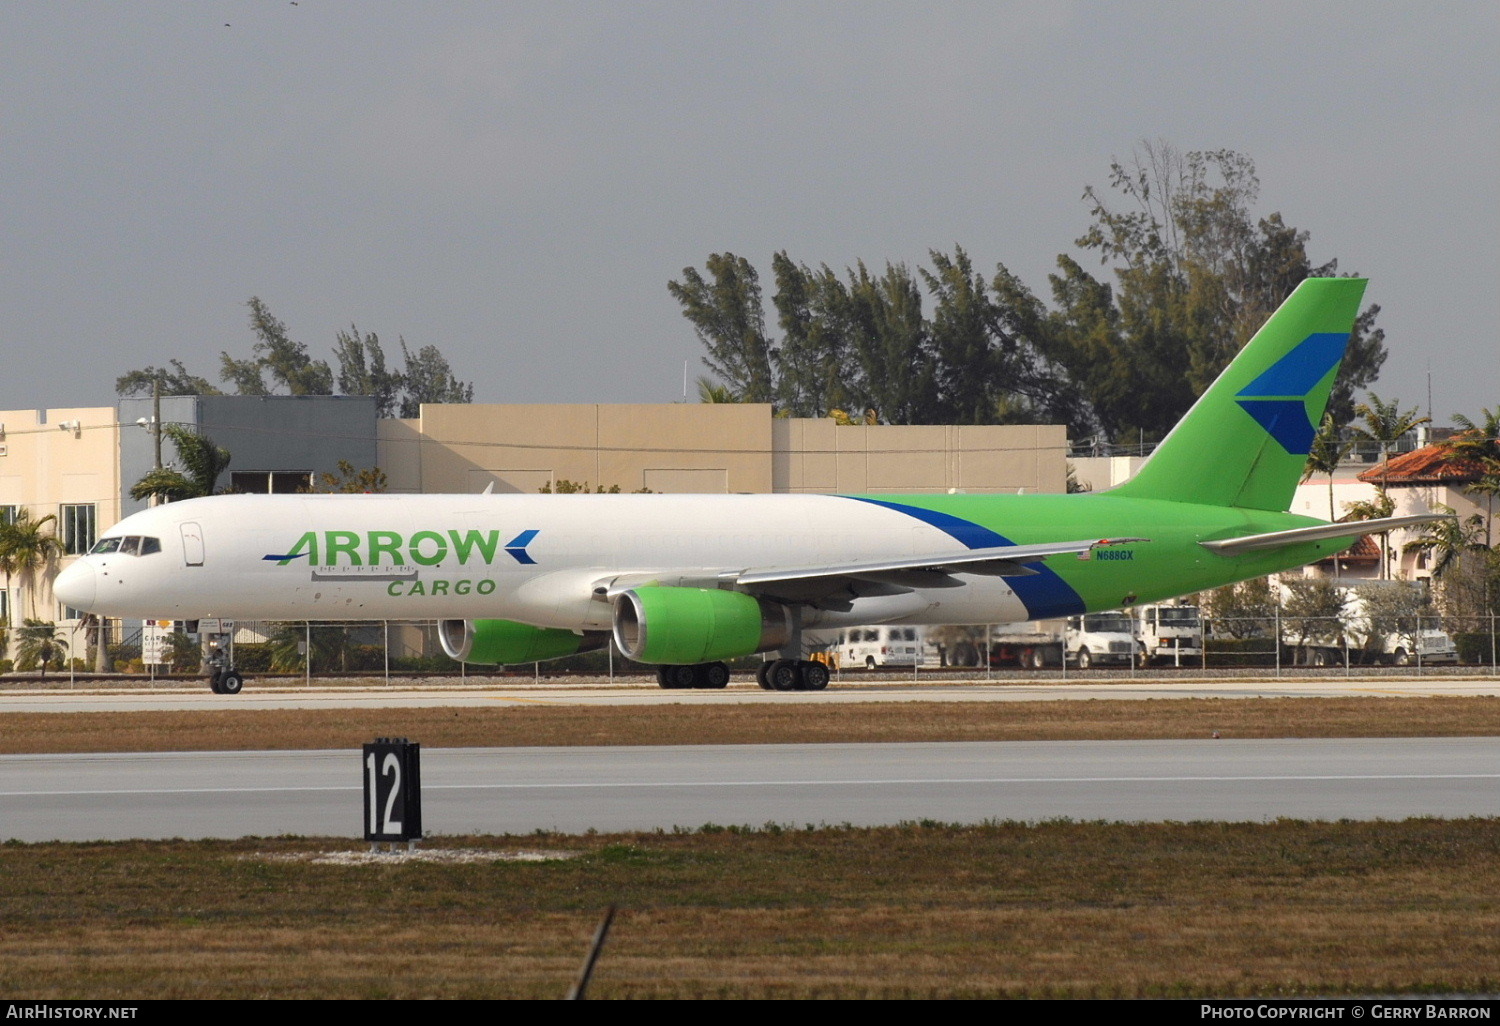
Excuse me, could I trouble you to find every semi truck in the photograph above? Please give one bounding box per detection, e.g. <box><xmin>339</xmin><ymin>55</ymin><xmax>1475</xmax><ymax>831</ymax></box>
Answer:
<box><xmin>963</xmin><ymin>612</ymin><xmax>1143</xmax><ymax>669</ymax></box>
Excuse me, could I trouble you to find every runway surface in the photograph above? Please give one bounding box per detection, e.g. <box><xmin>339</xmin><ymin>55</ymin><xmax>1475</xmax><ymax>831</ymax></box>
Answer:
<box><xmin>2</xmin><ymin>672</ymin><xmax>1497</xmax><ymax>712</ymax></box>
<box><xmin>4</xmin><ymin>736</ymin><xmax>1497</xmax><ymax>842</ymax></box>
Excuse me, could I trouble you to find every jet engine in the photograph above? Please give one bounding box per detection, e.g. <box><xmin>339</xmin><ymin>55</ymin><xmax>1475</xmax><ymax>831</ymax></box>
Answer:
<box><xmin>439</xmin><ymin>618</ymin><xmax>609</xmax><ymax>665</ymax></box>
<box><xmin>612</xmin><ymin>586</ymin><xmax>791</xmax><ymax>664</ymax></box>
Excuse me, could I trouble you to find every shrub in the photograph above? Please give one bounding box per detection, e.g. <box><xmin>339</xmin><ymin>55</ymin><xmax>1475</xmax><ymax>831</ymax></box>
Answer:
<box><xmin>1455</xmin><ymin>631</ymin><xmax>1498</xmax><ymax>665</ymax></box>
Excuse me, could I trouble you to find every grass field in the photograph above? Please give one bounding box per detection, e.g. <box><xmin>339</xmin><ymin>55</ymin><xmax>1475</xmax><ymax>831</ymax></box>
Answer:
<box><xmin>5</xmin><ymin>694</ymin><xmax>1500</xmax><ymax>753</ymax></box>
<box><xmin>4</xmin><ymin>820</ymin><xmax>1498</xmax><ymax>999</ymax></box>
<box><xmin>5</xmin><ymin>695</ymin><xmax>1499</xmax><ymax>998</ymax></box>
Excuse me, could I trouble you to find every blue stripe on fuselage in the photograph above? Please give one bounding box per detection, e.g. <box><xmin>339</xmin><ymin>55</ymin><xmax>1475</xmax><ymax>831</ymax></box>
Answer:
<box><xmin>842</xmin><ymin>496</ymin><xmax>1085</xmax><ymax>619</ymax></box>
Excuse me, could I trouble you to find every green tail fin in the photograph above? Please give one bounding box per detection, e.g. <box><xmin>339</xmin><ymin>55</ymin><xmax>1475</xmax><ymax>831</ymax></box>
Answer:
<box><xmin>1109</xmin><ymin>277</ymin><xmax>1368</xmax><ymax>512</ymax></box>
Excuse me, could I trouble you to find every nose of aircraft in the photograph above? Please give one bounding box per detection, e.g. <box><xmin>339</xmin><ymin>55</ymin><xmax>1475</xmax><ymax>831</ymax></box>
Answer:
<box><xmin>54</xmin><ymin>560</ymin><xmax>98</xmax><ymax>611</ymax></box>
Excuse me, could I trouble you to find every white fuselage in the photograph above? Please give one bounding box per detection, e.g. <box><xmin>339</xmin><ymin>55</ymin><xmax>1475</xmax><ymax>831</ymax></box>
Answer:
<box><xmin>55</xmin><ymin>493</ymin><xmax>1037</xmax><ymax>629</ymax></box>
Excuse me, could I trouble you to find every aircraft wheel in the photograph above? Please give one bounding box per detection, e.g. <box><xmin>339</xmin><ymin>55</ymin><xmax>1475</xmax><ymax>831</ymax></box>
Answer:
<box><xmin>800</xmin><ymin>660</ymin><xmax>830</xmax><ymax>691</ymax></box>
<box><xmin>657</xmin><ymin>665</ymin><xmax>695</xmax><ymax>689</ymax></box>
<box><xmin>1075</xmin><ymin>647</ymin><xmax>1093</xmax><ymax>670</ymax></box>
<box><xmin>218</xmin><ymin>671</ymin><xmax>244</xmax><ymax>695</ymax></box>
<box><xmin>702</xmin><ymin>662</ymin><xmax>731</xmax><ymax>689</ymax></box>
<box><xmin>1311</xmin><ymin>649</ymin><xmax>1328</xmax><ymax>667</ymax></box>
<box><xmin>768</xmin><ymin>659</ymin><xmax>800</xmax><ymax>691</ymax></box>
<box><xmin>755</xmin><ymin>662</ymin><xmax>774</xmax><ymax>691</ymax></box>
<box><xmin>209</xmin><ymin>675</ymin><xmax>224</xmax><ymax>694</ymax></box>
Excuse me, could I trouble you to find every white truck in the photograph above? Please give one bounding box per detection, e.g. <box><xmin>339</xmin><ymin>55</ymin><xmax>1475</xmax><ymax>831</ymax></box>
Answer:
<box><xmin>977</xmin><ymin>612</ymin><xmax>1143</xmax><ymax>669</ymax></box>
<box><xmin>1135</xmin><ymin>604</ymin><xmax>1205</xmax><ymax>666</ymax></box>
<box><xmin>1280</xmin><ymin>580</ymin><xmax>1458</xmax><ymax>666</ymax></box>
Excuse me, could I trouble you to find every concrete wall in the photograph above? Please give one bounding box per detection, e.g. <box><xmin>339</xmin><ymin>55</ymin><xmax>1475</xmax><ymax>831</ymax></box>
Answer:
<box><xmin>389</xmin><ymin>403</ymin><xmax>776</xmax><ymax>494</ymax></box>
<box><xmin>118</xmin><ymin>395</ymin><xmax>378</xmax><ymax>515</ymax></box>
<box><xmin>382</xmin><ymin>404</ymin><xmax>1068</xmax><ymax>496</ymax></box>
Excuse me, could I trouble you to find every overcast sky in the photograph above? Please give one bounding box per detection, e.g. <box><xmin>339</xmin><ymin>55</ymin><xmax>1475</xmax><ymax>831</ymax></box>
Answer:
<box><xmin>2</xmin><ymin>2</ymin><xmax>1495</xmax><ymax>429</ymax></box>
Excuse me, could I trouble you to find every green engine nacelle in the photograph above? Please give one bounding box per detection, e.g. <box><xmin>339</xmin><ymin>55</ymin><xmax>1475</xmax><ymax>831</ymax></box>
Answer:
<box><xmin>612</xmin><ymin>586</ymin><xmax>791</xmax><ymax>664</ymax></box>
<box><xmin>439</xmin><ymin>618</ymin><xmax>609</xmax><ymax>665</ymax></box>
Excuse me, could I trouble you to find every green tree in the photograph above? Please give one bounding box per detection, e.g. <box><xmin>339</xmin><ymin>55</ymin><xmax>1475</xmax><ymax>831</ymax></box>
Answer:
<box><xmin>1354</xmin><ymin>393</ymin><xmax>1431</xmax><ymax>483</ymax></box>
<box><xmin>123</xmin><ymin>302</ymin><xmax>474</xmax><ymax>416</ymax></box>
<box><xmin>668</xmin><ymin>253</ymin><xmax>777</xmax><ymax>404</ymax></box>
<box><xmin>1203</xmin><ymin>577</ymin><xmax>1275</xmax><ymax>639</ymax></box>
<box><xmin>333</xmin><ymin>327</ymin><xmax>403</xmax><ymax>418</ymax></box>
<box><xmin>1353</xmin><ymin>393</ymin><xmax>1430</xmax><ymax>578</ymax></box>
<box><xmin>268</xmin><ymin>623</ymin><xmax>353</xmax><ymax>674</ymax></box>
<box><xmin>115</xmin><ymin>360</ymin><xmax>221</xmax><ymax>398</ymax></box>
<box><xmin>1446</xmin><ymin>407</ymin><xmax>1500</xmax><ymax>549</ymax></box>
<box><xmin>1303</xmin><ymin>413</ymin><xmax>1355</xmax><ymax>521</ymax></box>
<box><xmin>695</xmin><ymin>377</ymin><xmax>741</xmax><ymax>404</ymax></box>
<box><xmin>1352</xmin><ymin>582</ymin><xmax>1433</xmax><ymax>661</ymax></box>
<box><xmin>315</xmin><ymin>460</ymin><xmax>388</xmax><ymax>494</ymax></box>
<box><xmin>398</xmin><ymin>340</ymin><xmax>475</xmax><ymax>416</ymax></box>
<box><xmin>232</xmin><ymin>297</ymin><xmax>334</xmax><ymax>396</ymax></box>
<box><xmin>1072</xmin><ymin>143</ymin><xmax>1384</xmax><ymax>439</ymax></box>
<box><xmin>843</xmin><ymin>260</ymin><xmax>934</xmax><ymax>426</ymax></box>
<box><xmin>0</xmin><ymin>510</ymin><xmax>65</xmax><ymax>619</ymax></box>
<box><xmin>1403</xmin><ymin>505</ymin><xmax>1484</xmax><ymax>581</ymax></box>
<box><xmin>770</xmin><ymin>254</ymin><xmax>855</xmax><ymax>418</ymax></box>
<box><xmin>129</xmin><ymin>426</ymin><xmax>231</xmax><ymax>502</ymax></box>
<box><xmin>1280</xmin><ymin>577</ymin><xmax>1346</xmax><ymax>657</ymax></box>
<box><xmin>15</xmin><ymin>619</ymin><xmax>68</xmax><ymax>677</ymax></box>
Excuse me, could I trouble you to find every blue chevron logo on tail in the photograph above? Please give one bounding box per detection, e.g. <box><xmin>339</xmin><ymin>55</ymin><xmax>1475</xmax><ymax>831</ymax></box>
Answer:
<box><xmin>1234</xmin><ymin>331</ymin><xmax>1347</xmax><ymax>454</ymax></box>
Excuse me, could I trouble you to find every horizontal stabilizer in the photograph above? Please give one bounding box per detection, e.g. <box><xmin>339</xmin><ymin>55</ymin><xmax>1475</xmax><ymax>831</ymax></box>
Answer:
<box><xmin>1200</xmin><ymin>514</ymin><xmax>1453</xmax><ymax>557</ymax></box>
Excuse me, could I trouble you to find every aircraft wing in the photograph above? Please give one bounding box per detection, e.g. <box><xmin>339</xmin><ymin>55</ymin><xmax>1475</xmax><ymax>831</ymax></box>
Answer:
<box><xmin>1199</xmin><ymin>514</ymin><xmax>1454</xmax><ymax>557</ymax></box>
<box><xmin>723</xmin><ymin>537</ymin><xmax>1148</xmax><ymax>606</ymax></box>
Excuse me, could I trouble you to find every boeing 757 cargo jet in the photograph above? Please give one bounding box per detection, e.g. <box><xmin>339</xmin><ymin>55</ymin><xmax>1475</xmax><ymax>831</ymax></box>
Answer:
<box><xmin>55</xmin><ymin>278</ymin><xmax>1442</xmax><ymax>692</ymax></box>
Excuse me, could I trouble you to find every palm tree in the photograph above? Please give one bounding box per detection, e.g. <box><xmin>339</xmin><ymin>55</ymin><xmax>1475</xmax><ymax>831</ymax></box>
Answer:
<box><xmin>696</xmin><ymin>376</ymin><xmax>742</xmax><ymax>404</ymax></box>
<box><xmin>0</xmin><ymin>510</ymin><xmax>66</xmax><ymax>619</ymax></box>
<box><xmin>1303</xmin><ymin>413</ymin><xmax>1354</xmax><ymax>521</ymax></box>
<box><xmin>1353</xmin><ymin>394</ymin><xmax>1431</xmax><ymax>579</ymax></box>
<box><xmin>1446</xmin><ymin>407</ymin><xmax>1500</xmax><ymax>550</ymax></box>
<box><xmin>1404</xmin><ymin>504</ymin><xmax>1486</xmax><ymax>579</ymax></box>
<box><xmin>1354</xmin><ymin>393</ymin><xmax>1431</xmax><ymax>489</ymax></box>
<box><xmin>15</xmin><ymin>619</ymin><xmax>68</xmax><ymax>678</ymax></box>
<box><xmin>130</xmin><ymin>425</ymin><xmax>231</xmax><ymax>503</ymax></box>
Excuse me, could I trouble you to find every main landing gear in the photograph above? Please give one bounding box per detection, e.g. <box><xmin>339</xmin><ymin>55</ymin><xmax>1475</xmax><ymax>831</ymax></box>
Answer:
<box><xmin>651</xmin><ymin>659</ymin><xmax>831</xmax><ymax>691</ymax></box>
<box><xmin>655</xmin><ymin>662</ymin><xmax>732</xmax><ymax>690</ymax></box>
<box><xmin>755</xmin><ymin>659</ymin><xmax>830</xmax><ymax>692</ymax></box>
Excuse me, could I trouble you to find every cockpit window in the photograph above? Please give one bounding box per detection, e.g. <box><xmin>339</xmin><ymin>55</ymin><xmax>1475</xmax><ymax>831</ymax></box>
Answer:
<box><xmin>89</xmin><ymin>535</ymin><xmax>161</xmax><ymax>556</ymax></box>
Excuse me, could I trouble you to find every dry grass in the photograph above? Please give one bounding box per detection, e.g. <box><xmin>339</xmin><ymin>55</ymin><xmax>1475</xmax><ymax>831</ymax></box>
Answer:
<box><xmin>8</xmin><ymin>696</ymin><xmax>1500</xmax><ymax>997</ymax></box>
<box><xmin>4</xmin><ymin>820</ymin><xmax>1499</xmax><ymax>998</ymax></box>
<box><xmin>5</xmin><ymin>695</ymin><xmax>1500</xmax><ymax>754</ymax></box>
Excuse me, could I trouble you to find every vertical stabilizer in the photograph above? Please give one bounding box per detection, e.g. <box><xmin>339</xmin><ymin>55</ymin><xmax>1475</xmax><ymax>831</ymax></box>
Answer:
<box><xmin>1109</xmin><ymin>277</ymin><xmax>1367</xmax><ymax>512</ymax></box>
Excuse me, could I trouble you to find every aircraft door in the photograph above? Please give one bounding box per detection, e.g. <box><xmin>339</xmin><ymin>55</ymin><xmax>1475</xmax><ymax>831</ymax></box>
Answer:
<box><xmin>180</xmin><ymin>522</ymin><xmax>205</xmax><ymax>566</ymax></box>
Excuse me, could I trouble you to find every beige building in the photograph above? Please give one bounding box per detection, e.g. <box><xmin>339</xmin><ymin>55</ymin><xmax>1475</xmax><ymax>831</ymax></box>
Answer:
<box><xmin>0</xmin><ymin>407</ymin><xmax>121</xmax><ymax>637</ymax></box>
<box><xmin>378</xmin><ymin>403</ymin><xmax>1067</xmax><ymax>497</ymax></box>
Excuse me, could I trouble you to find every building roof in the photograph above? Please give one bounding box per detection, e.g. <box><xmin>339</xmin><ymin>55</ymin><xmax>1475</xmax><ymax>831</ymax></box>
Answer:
<box><xmin>1315</xmin><ymin>532</ymin><xmax>1380</xmax><ymax>567</ymax></box>
<box><xmin>1356</xmin><ymin>442</ymin><xmax>1489</xmax><ymax>486</ymax></box>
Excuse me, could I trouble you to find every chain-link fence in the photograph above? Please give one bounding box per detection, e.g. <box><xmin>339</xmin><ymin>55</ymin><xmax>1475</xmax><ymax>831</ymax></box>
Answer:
<box><xmin>9</xmin><ymin>610</ymin><xmax>1500</xmax><ymax>685</ymax></box>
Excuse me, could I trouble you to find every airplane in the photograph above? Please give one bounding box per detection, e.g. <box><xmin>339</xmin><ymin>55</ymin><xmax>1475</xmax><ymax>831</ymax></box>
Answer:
<box><xmin>55</xmin><ymin>277</ymin><xmax>1446</xmax><ymax>694</ymax></box>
